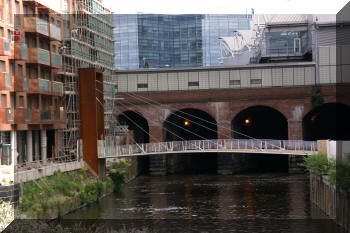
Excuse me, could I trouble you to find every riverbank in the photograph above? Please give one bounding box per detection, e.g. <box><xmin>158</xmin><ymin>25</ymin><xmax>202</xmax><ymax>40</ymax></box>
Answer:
<box><xmin>310</xmin><ymin>175</ymin><xmax>350</xmax><ymax>232</ymax></box>
<box><xmin>17</xmin><ymin>168</ymin><xmax>114</xmax><ymax>220</ymax></box>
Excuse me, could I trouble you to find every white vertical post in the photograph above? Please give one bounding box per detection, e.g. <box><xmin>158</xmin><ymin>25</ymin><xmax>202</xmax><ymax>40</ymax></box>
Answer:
<box><xmin>10</xmin><ymin>130</ymin><xmax>17</xmax><ymax>167</ymax></box>
<box><xmin>40</xmin><ymin>130</ymin><xmax>47</xmax><ymax>163</ymax></box>
<box><xmin>26</xmin><ymin>130</ymin><xmax>33</xmax><ymax>163</ymax></box>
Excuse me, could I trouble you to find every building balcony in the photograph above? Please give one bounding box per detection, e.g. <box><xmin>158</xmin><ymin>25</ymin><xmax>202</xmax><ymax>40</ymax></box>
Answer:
<box><xmin>40</xmin><ymin>109</ymin><xmax>51</xmax><ymax>121</ymax></box>
<box><xmin>39</xmin><ymin>109</ymin><xmax>65</xmax><ymax>126</ymax></box>
<box><xmin>0</xmin><ymin>108</ymin><xmax>27</xmax><ymax>125</ymax></box>
<box><xmin>27</xmin><ymin>78</ymin><xmax>63</xmax><ymax>96</ymax></box>
<box><xmin>14</xmin><ymin>43</ymin><xmax>28</xmax><ymax>60</ymax></box>
<box><xmin>23</xmin><ymin>16</ymin><xmax>49</xmax><ymax>37</ymax></box>
<box><xmin>10</xmin><ymin>76</ymin><xmax>25</xmax><ymax>92</ymax></box>
<box><xmin>0</xmin><ymin>108</ymin><xmax>13</xmax><ymax>124</ymax></box>
<box><xmin>29</xmin><ymin>109</ymin><xmax>40</xmax><ymax>124</ymax></box>
<box><xmin>0</xmin><ymin>74</ymin><xmax>25</xmax><ymax>92</ymax></box>
<box><xmin>27</xmin><ymin>48</ymin><xmax>50</xmax><ymax>66</ymax></box>
<box><xmin>28</xmin><ymin>78</ymin><xmax>50</xmax><ymax>94</ymax></box>
<box><xmin>0</xmin><ymin>37</ymin><xmax>10</xmax><ymax>56</ymax></box>
<box><xmin>50</xmin><ymin>23</ymin><xmax>62</xmax><ymax>41</ymax></box>
<box><xmin>52</xmin><ymin>81</ymin><xmax>63</xmax><ymax>96</ymax></box>
<box><xmin>51</xmin><ymin>52</ymin><xmax>62</xmax><ymax>68</ymax></box>
<box><xmin>0</xmin><ymin>73</ymin><xmax>12</xmax><ymax>90</ymax></box>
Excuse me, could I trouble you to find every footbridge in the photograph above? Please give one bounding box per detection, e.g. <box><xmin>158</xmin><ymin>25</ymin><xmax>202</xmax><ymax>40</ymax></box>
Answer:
<box><xmin>99</xmin><ymin>139</ymin><xmax>317</xmax><ymax>158</ymax></box>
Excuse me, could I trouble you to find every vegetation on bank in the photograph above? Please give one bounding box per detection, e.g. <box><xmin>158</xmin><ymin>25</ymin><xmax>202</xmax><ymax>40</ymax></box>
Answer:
<box><xmin>20</xmin><ymin>168</ymin><xmax>114</xmax><ymax>219</ymax></box>
<box><xmin>19</xmin><ymin>161</ymin><xmax>130</xmax><ymax>219</ymax></box>
<box><xmin>108</xmin><ymin>160</ymin><xmax>129</xmax><ymax>192</ymax></box>
<box><xmin>0</xmin><ymin>201</ymin><xmax>14</xmax><ymax>232</ymax></box>
<box><xmin>300</xmin><ymin>153</ymin><xmax>350</xmax><ymax>191</ymax></box>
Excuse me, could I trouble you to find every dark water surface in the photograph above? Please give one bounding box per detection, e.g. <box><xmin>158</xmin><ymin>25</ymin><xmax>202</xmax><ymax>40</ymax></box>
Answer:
<box><xmin>63</xmin><ymin>173</ymin><xmax>344</xmax><ymax>232</ymax></box>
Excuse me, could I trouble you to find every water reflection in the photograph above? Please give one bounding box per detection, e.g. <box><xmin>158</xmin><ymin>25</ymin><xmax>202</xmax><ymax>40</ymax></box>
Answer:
<box><xmin>64</xmin><ymin>173</ymin><xmax>342</xmax><ymax>232</ymax></box>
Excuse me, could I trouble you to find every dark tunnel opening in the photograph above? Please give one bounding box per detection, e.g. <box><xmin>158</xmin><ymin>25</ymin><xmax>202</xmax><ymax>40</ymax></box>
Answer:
<box><xmin>303</xmin><ymin>103</ymin><xmax>350</xmax><ymax>140</ymax></box>
<box><xmin>163</xmin><ymin>109</ymin><xmax>218</xmax><ymax>173</ymax></box>
<box><xmin>232</xmin><ymin>106</ymin><xmax>289</xmax><ymax>172</ymax></box>
<box><xmin>232</xmin><ymin>106</ymin><xmax>288</xmax><ymax>140</ymax></box>
<box><xmin>117</xmin><ymin>111</ymin><xmax>149</xmax><ymax>174</ymax></box>
<box><xmin>117</xmin><ymin>111</ymin><xmax>150</xmax><ymax>143</ymax></box>
<box><xmin>163</xmin><ymin>108</ymin><xmax>217</xmax><ymax>141</ymax></box>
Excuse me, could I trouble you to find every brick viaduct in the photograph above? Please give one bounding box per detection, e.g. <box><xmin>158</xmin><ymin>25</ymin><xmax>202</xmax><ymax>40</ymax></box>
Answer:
<box><xmin>116</xmin><ymin>85</ymin><xmax>350</xmax><ymax>142</ymax></box>
<box><xmin>115</xmin><ymin>84</ymin><xmax>350</xmax><ymax>175</ymax></box>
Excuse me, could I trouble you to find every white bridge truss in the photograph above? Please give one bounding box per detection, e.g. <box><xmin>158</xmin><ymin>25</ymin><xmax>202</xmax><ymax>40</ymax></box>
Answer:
<box><xmin>98</xmin><ymin>139</ymin><xmax>318</xmax><ymax>158</ymax></box>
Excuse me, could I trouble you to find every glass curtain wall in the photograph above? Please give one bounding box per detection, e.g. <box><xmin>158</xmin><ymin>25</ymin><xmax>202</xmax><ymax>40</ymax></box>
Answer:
<box><xmin>113</xmin><ymin>14</ymin><xmax>253</xmax><ymax>69</ymax></box>
<box><xmin>113</xmin><ymin>14</ymin><xmax>139</xmax><ymax>70</ymax></box>
<box><xmin>202</xmin><ymin>14</ymin><xmax>252</xmax><ymax>66</ymax></box>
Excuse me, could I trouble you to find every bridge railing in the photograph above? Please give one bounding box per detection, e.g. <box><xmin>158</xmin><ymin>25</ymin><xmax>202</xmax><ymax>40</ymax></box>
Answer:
<box><xmin>102</xmin><ymin>139</ymin><xmax>317</xmax><ymax>157</ymax></box>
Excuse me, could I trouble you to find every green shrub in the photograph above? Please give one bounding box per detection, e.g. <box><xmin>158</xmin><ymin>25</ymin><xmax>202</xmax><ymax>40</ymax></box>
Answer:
<box><xmin>20</xmin><ymin>169</ymin><xmax>111</xmax><ymax>218</ymax></box>
<box><xmin>311</xmin><ymin>90</ymin><xmax>324</xmax><ymax>109</ymax></box>
<box><xmin>328</xmin><ymin>156</ymin><xmax>350</xmax><ymax>190</ymax></box>
<box><xmin>108</xmin><ymin>170</ymin><xmax>124</xmax><ymax>193</ymax></box>
<box><xmin>299</xmin><ymin>153</ymin><xmax>329</xmax><ymax>175</ymax></box>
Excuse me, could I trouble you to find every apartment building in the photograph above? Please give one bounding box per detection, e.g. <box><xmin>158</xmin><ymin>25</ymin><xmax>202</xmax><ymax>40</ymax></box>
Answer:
<box><xmin>0</xmin><ymin>0</ymin><xmax>64</xmax><ymax>169</ymax></box>
<box><xmin>58</xmin><ymin>0</ymin><xmax>115</xmax><ymax>158</ymax></box>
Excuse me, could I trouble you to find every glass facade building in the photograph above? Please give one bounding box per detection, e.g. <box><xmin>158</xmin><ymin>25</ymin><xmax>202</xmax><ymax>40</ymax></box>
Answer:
<box><xmin>113</xmin><ymin>14</ymin><xmax>252</xmax><ymax>69</ymax></box>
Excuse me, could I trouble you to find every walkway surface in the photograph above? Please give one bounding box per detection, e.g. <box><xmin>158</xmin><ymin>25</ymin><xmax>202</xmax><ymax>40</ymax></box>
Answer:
<box><xmin>100</xmin><ymin>139</ymin><xmax>318</xmax><ymax>158</ymax></box>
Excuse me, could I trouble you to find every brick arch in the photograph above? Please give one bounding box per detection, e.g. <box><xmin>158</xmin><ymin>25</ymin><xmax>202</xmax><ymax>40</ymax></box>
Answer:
<box><xmin>302</xmin><ymin>102</ymin><xmax>350</xmax><ymax>140</ymax></box>
<box><xmin>116</xmin><ymin>109</ymin><xmax>150</xmax><ymax>143</ymax></box>
<box><xmin>231</xmin><ymin>105</ymin><xmax>289</xmax><ymax>140</ymax></box>
<box><xmin>302</xmin><ymin>101</ymin><xmax>350</xmax><ymax>119</ymax></box>
<box><xmin>162</xmin><ymin>107</ymin><xmax>218</xmax><ymax>141</ymax></box>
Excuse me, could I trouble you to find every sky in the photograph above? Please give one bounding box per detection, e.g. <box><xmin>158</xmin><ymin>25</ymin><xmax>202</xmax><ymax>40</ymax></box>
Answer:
<box><xmin>107</xmin><ymin>0</ymin><xmax>348</xmax><ymax>14</ymax></box>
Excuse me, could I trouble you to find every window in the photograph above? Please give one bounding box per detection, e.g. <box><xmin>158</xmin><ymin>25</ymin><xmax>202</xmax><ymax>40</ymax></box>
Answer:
<box><xmin>9</xmin><ymin>62</ymin><xmax>14</xmax><ymax>76</ymax></box>
<box><xmin>27</xmin><ymin>96</ymin><xmax>31</xmax><ymax>109</ymax></box>
<box><xmin>250</xmin><ymin>79</ymin><xmax>262</xmax><ymax>85</ymax></box>
<box><xmin>0</xmin><ymin>27</ymin><xmax>3</xmax><ymax>37</ymax></box>
<box><xmin>6</xmin><ymin>0</ymin><xmax>11</xmax><ymax>24</ymax></box>
<box><xmin>1</xmin><ymin>94</ymin><xmax>6</xmax><ymax>108</ymax></box>
<box><xmin>0</xmin><ymin>1</ymin><xmax>3</xmax><ymax>20</ymax></box>
<box><xmin>33</xmin><ymin>96</ymin><xmax>38</xmax><ymax>109</ymax></box>
<box><xmin>7</xmin><ymin>29</ymin><xmax>11</xmax><ymax>41</ymax></box>
<box><xmin>26</xmin><ymin>66</ymin><xmax>30</xmax><ymax>78</ymax></box>
<box><xmin>229</xmin><ymin>80</ymin><xmax>241</xmax><ymax>85</ymax></box>
<box><xmin>137</xmin><ymin>83</ymin><xmax>148</xmax><ymax>88</ymax></box>
<box><xmin>15</xmin><ymin>1</ymin><xmax>19</xmax><ymax>15</ymax></box>
<box><xmin>0</xmin><ymin>60</ymin><xmax>5</xmax><ymax>72</ymax></box>
<box><xmin>188</xmin><ymin>81</ymin><xmax>199</xmax><ymax>87</ymax></box>
<box><xmin>10</xmin><ymin>94</ymin><xmax>15</xmax><ymax>108</ymax></box>
<box><xmin>17</xmin><ymin>64</ymin><xmax>23</xmax><ymax>76</ymax></box>
<box><xmin>18</xmin><ymin>96</ymin><xmax>24</xmax><ymax>107</ymax></box>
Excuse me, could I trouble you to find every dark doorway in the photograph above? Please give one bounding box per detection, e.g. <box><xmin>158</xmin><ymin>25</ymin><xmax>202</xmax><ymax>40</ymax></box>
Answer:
<box><xmin>47</xmin><ymin>130</ymin><xmax>55</xmax><ymax>159</ymax></box>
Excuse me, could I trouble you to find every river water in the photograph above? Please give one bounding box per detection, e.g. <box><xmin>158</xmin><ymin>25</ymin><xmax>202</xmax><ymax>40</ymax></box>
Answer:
<box><xmin>64</xmin><ymin>173</ymin><xmax>344</xmax><ymax>232</ymax></box>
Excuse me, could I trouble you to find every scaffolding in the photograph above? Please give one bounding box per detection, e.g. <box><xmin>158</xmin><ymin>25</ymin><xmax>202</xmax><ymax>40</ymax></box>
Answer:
<box><xmin>57</xmin><ymin>0</ymin><xmax>117</xmax><ymax>160</ymax></box>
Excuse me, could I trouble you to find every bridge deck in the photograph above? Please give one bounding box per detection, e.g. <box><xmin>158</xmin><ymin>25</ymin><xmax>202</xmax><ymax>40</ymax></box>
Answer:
<box><xmin>99</xmin><ymin>139</ymin><xmax>318</xmax><ymax>158</ymax></box>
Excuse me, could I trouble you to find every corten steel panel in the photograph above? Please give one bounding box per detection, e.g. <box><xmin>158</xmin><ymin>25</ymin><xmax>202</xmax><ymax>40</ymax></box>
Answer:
<box><xmin>78</xmin><ymin>68</ymin><xmax>105</xmax><ymax>175</ymax></box>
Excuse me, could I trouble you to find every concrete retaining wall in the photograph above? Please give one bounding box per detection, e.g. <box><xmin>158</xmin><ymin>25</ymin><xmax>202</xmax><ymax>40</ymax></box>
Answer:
<box><xmin>15</xmin><ymin>160</ymin><xmax>84</xmax><ymax>183</ymax></box>
<box><xmin>0</xmin><ymin>184</ymin><xmax>19</xmax><ymax>205</ymax></box>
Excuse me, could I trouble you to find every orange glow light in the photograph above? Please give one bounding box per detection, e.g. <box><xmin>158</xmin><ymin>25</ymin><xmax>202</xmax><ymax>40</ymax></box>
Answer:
<box><xmin>245</xmin><ymin>119</ymin><xmax>250</xmax><ymax>125</ymax></box>
<box><xmin>184</xmin><ymin>120</ymin><xmax>190</xmax><ymax>126</ymax></box>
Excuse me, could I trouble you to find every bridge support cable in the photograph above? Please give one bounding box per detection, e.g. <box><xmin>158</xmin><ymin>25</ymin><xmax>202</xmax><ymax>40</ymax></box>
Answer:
<box><xmin>118</xmin><ymin>99</ymin><xmax>220</xmax><ymax>147</ymax></box>
<box><xmin>115</xmin><ymin>104</ymin><xmax>205</xmax><ymax>153</ymax></box>
<box><xmin>123</xmin><ymin>93</ymin><xmax>277</xmax><ymax>150</ymax></box>
<box><xmin>116</xmin><ymin>101</ymin><xmax>207</xmax><ymax>145</ymax></box>
<box><xmin>124</xmin><ymin>92</ymin><xmax>296</xmax><ymax>151</ymax></box>
<box><xmin>115</xmin><ymin>111</ymin><xmax>205</xmax><ymax>156</ymax></box>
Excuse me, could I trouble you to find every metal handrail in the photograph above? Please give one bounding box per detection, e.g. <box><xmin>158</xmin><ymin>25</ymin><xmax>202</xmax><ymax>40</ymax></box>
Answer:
<box><xmin>102</xmin><ymin>139</ymin><xmax>317</xmax><ymax>158</ymax></box>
